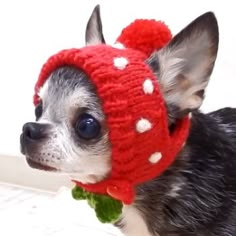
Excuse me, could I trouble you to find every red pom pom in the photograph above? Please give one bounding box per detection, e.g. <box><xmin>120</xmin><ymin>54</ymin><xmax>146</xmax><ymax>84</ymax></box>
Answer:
<box><xmin>116</xmin><ymin>19</ymin><xmax>172</xmax><ymax>56</ymax></box>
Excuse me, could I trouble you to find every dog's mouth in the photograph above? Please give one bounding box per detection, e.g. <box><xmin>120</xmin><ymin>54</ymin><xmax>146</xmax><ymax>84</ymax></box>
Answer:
<box><xmin>26</xmin><ymin>158</ymin><xmax>57</xmax><ymax>171</ymax></box>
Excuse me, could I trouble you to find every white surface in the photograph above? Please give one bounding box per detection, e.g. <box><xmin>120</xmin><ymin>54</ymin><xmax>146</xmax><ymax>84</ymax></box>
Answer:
<box><xmin>0</xmin><ymin>154</ymin><xmax>73</xmax><ymax>191</ymax></box>
<box><xmin>0</xmin><ymin>1</ymin><xmax>235</xmax><ymax>156</ymax></box>
<box><xmin>0</xmin><ymin>183</ymin><xmax>122</xmax><ymax>236</ymax></box>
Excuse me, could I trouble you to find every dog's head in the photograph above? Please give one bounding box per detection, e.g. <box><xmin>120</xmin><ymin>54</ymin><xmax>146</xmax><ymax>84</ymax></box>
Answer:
<box><xmin>20</xmin><ymin>6</ymin><xmax>219</xmax><ymax>185</ymax></box>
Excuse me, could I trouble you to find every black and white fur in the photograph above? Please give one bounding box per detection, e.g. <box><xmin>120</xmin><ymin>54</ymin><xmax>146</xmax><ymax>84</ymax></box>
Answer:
<box><xmin>20</xmin><ymin>5</ymin><xmax>236</xmax><ymax>236</ymax></box>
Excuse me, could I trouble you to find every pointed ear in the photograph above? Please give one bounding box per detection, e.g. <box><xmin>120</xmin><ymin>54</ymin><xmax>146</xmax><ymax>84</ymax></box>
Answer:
<box><xmin>85</xmin><ymin>5</ymin><xmax>105</xmax><ymax>45</ymax></box>
<box><xmin>147</xmin><ymin>12</ymin><xmax>219</xmax><ymax>121</ymax></box>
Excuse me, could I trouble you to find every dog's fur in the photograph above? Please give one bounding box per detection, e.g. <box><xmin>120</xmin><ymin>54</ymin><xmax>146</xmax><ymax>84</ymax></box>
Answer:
<box><xmin>20</xmin><ymin>6</ymin><xmax>236</xmax><ymax>236</ymax></box>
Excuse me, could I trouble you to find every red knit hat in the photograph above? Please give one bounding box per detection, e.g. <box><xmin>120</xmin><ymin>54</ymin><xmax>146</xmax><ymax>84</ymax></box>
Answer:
<box><xmin>33</xmin><ymin>20</ymin><xmax>190</xmax><ymax>205</ymax></box>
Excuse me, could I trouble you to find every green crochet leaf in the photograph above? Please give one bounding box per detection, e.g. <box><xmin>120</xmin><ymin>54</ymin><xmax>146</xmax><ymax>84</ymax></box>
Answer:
<box><xmin>72</xmin><ymin>186</ymin><xmax>87</xmax><ymax>200</ymax></box>
<box><xmin>71</xmin><ymin>186</ymin><xmax>123</xmax><ymax>223</ymax></box>
<box><xmin>93</xmin><ymin>194</ymin><xmax>123</xmax><ymax>223</ymax></box>
<box><xmin>86</xmin><ymin>192</ymin><xmax>97</xmax><ymax>208</ymax></box>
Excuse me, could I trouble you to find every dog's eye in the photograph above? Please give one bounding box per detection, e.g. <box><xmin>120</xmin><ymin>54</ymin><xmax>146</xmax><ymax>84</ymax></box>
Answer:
<box><xmin>35</xmin><ymin>102</ymin><xmax>43</xmax><ymax>120</ymax></box>
<box><xmin>75</xmin><ymin>113</ymin><xmax>101</xmax><ymax>140</ymax></box>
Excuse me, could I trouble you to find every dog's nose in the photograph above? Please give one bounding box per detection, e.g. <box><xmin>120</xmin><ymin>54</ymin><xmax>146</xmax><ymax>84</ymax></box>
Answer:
<box><xmin>22</xmin><ymin>122</ymin><xmax>48</xmax><ymax>140</ymax></box>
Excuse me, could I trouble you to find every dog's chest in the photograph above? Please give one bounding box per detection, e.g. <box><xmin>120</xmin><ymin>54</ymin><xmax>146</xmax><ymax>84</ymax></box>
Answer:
<box><xmin>120</xmin><ymin>205</ymin><xmax>158</xmax><ymax>236</ymax></box>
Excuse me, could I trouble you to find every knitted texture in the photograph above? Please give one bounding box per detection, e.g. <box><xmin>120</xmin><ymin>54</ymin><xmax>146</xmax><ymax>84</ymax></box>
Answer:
<box><xmin>33</xmin><ymin>19</ymin><xmax>190</xmax><ymax>205</ymax></box>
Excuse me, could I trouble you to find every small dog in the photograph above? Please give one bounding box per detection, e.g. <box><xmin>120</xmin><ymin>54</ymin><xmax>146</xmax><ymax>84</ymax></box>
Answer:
<box><xmin>20</xmin><ymin>6</ymin><xmax>236</xmax><ymax>236</ymax></box>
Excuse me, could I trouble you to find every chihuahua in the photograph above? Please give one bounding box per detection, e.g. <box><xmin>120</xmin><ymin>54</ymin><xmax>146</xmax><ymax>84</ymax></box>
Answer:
<box><xmin>20</xmin><ymin>5</ymin><xmax>236</xmax><ymax>236</ymax></box>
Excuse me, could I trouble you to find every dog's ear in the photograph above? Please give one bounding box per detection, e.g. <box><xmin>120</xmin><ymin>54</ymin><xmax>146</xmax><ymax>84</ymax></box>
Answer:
<box><xmin>147</xmin><ymin>12</ymin><xmax>219</xmax><ymax>121</ymax></box>
<box><xmin>85</xmin><ymin>5</ymin><xmax>105</xmax><ymax>45</ymax></box>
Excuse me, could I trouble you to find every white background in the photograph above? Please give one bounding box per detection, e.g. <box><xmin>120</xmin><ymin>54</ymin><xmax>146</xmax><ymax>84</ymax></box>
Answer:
<box><xmin>0</xmin><ymin>0</ymin><xmax>235</xmax><ymax>156</ymax></box>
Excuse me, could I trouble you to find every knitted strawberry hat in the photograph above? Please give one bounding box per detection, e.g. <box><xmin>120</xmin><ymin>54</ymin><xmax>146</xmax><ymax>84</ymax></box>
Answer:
<box><xmin>33</xmin><ymin>19</ymin><xmax>190</xmax><ymax>205</ymax></box>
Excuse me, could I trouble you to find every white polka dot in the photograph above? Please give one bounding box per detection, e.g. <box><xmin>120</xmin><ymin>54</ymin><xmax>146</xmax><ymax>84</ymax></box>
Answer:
<box><xmin>113</xmin><ymin>57</ymin><xmax>129</xmax><ymax>70</ymax></box>
<box><xmin>136</xmin><ymin>118</ymin><xmax>152</xmax><ymax>133</ymax></box>
<box><xmin>112</xmin><ymin>42</ymin><xmax>125</xmax><ymax>49</ymax></box>
<box><xmin>189</xmin><ymin>113</ymin><xmax>192</xmax><ymax>119</ymax></box>
<box><xmin>143</xmin><ymin>79</ymin><xmax>154</xmax><ymax>94</ymax></box>
<box><xmin>149</xmin><ymin>152</ymin><xmax>162</xmax><ymax>164</ymax></box>
<box><xmin>182</xmin><ymin>142</ymin><xmax>186</xmax><ymax>148</ymax></box>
